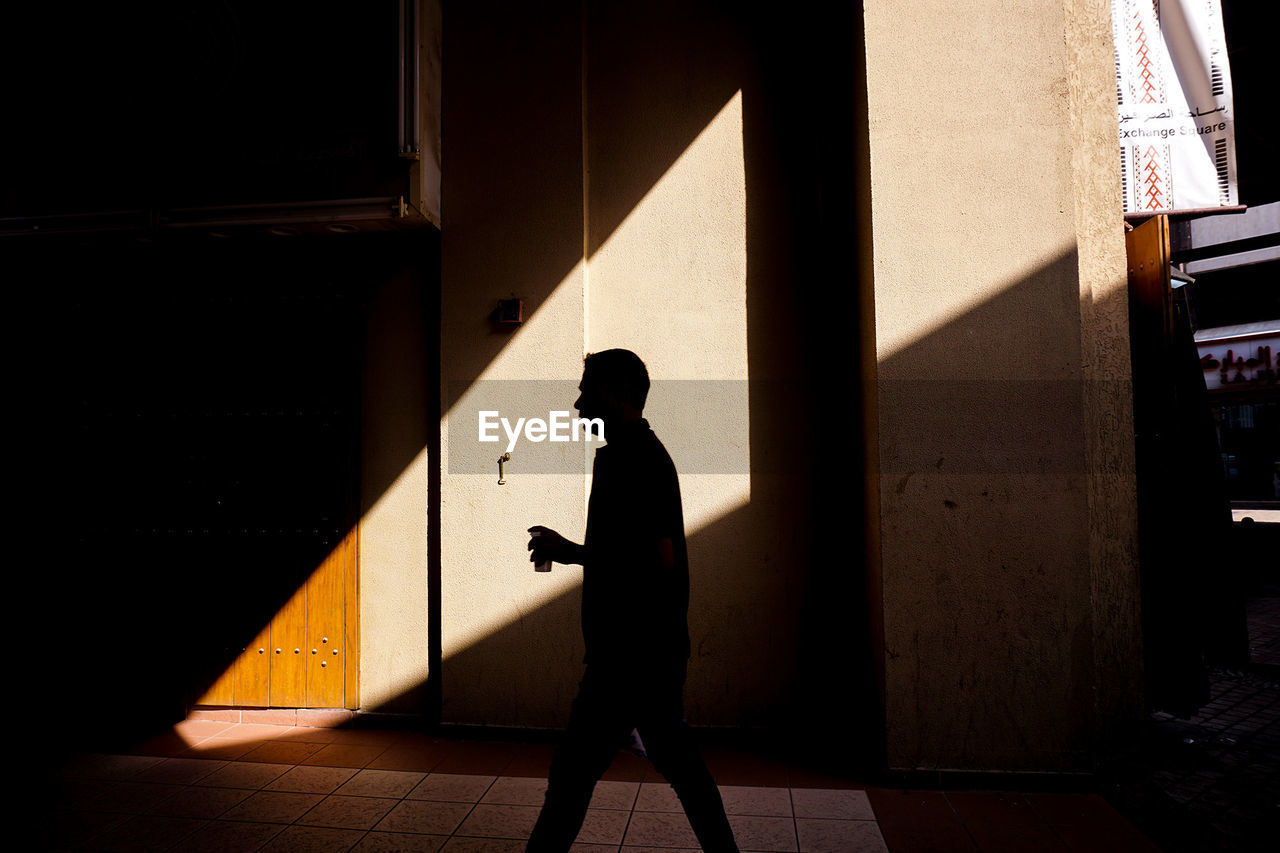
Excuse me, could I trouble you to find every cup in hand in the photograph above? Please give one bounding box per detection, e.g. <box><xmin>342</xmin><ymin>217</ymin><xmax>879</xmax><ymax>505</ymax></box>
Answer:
<box><xmin>529</xmin><ymin>529</ymin><xmax>552</xmax><ymax>572</ymax></box>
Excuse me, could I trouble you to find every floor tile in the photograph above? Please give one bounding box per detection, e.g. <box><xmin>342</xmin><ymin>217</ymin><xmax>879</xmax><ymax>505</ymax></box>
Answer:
<box><xmin>1023</xmin><ymin>792</ymin><xmax>1123</xmax><ymax>827</ymax></box>
<box><xmin>145</xmin><ymin>784</ymin><xmax>255</xmax><ymax>818</ymax></box>
<box><xmin>503</xmin><ymin>743</ymin><xmax>557</xmax><ymax>777</ymax></box>
<box><xmin>126</xmin><ymin>731</ymin><xmax>194</xmax><ymax>758</ymax></box>
<box><xmin>54</xmin><ymin>777</ymin><xmax>120</xmax><ymax>810</ymax></box>
<box><xmin>86</xmin><ymin>813</ymin><xmax>209</xmax><ymax>852</ymax></box>
<box><xmin>174</xmin><ymin>719</ymin><xmax>237</xmax><ymax>740</ymax></box>
<box><xmin>259</xmin><ymin>823</ymin><xmax>367</xmax><ymax>852</ymax></box>
<box><xmin>790</xmin><ymin>789</ymin><xmax>874</xmax><ymax>821</ymax></box>
<box><xmin>786</xmin><ymin>768</ymin><xmax>864</xmax><ymax>790</ymax></box>
<box><xmin>944</xmin><ymin>791</ymin><xmax>1039</xmax><ymax>825</ymax></box>
<box><xmin>134</xmin><ymin>756</ymin><xmax>228</xmax><ymax>785</ymax></box>
<box><xmin>336</xmin><ymin>768</ymin><xmax>428</xmax><ymax>798</ymax></box>
<box><xmin>268</xmin><ymin>765</ymin><xmax>361</xmax><ymax>794</ymax></box>
<box><xmin>299</xmin><ymin>794</ymin><xmax>399</xmax><ymax>830</ymax></box>
<box><xmin>865</xmin><ymin>788</ymin><xmax>956</xmax><ymax>825</ymax></box>
<box><xmin>602</xmin><ymin>751</ymin><xmax>649</xmax><ymax>782</ymax></box>
<box><xmin>876</xmin><ymin>817</ymin><xmax>979</xmax><ymax>852</ymax></box>
<box><xmin>37</xmin><ymin>809</ymin><xmax>131</xmax><ymax>849</ymax></box>
<box><xmin>85</xmin><ymin>780</ymin><xmax>185</xmax><ymax>814</ymax></box>
<box><xmin>43</xmin><ymin>734</ymin><xmax>1169</xmax><ymax>853</ymax></box>
<box><xmin>1053</xmin><ymin>818</ymin><xmax>1162</xmax><ymax>853</ymax></box>
<box><xmin>702</xmin><ymin>749</ymin><xmax>789</xmax><ymax>787</ymax></box>
<box><xmin>482</xmin><ymin>776</ymin><xmax>548</xmax><ymax>806</ymax></box>
<box><xmin>303</xmin><ymin>743</ymin><xmax>390</xmax><ymax>769</ymax></box>
<box><xmin>376</xmin><ymin>799</ymin><xmax>475</xmax><ymax>835</ymax></box>
<box><xmin>389</xmin><ymin>732</ymin><xmax>454</xmax><ymax>750</ymax></box>
<box><xmin>331</xmin><ymin>728</ymin><xmax>402</xmax><ymax>746</ymax></box>
<box><xmin>963</xmin><ymin>819</ymin><xmax>1069</xmax><ymax>853</ymax></box>
<box><xmin>623</xmin><ymin>811</ymin><xmax>700</xmax><ymax>848</ymax></box>
<box><xmin>455</xmin><ymin>803</ymin><xmax>541</xmax><ymax>839</ymax></box>
<box><xmin>728</xmin><ymin>815</ymin><xmax>798</xmax><ymax>851</ymax></box>
<box><xmin>275</xmin><ymin>727</ymin><xmax>344</xmax><ymax>745</ymax></box>
<box><xmin>179</xmin><ymin>819</ymin><xmax>288</xmax><ymax>853</ymax></box>
<box><xmin>796</xmin><ymin>819</ymin><xmax>887</xmax><ymax>853</ymax></box>
<box><xmin>221</xmin><ymin>790</ymin><xmax>326</xmax><ymax>824</ymax></box>
<box><xmin>590</xmin><ymin>779</ymin><xmax>640</xmax><ymax>810</ymax></box>
<box><xmin>198</xmin><ymin>761</ymin><xmax>294</xmax><ymax>789</ymax></box>
<box><xmin>239</xmin><ymin>739</ymin><xmax>330</xmax><ymax>764</ymax></box>
<box><xmin>576</xmin><ymin>807</ymin><xmax>630</xmax><ymax>845</ymax></box>
<box><xmin>353</xmin><ymin>831</ymin><xmax>449</xmax><ymax>852</ymax></box>
<box><xmin>434</xmin><ymin>742</ymin><xmax>516</xmax><ymax>775</ymax></box>
<box><xmin>368</xmin><ymin>745</ymin><xmax>450</xmax><ymax>772</ymax></box>
<box><xmin>222</xmin><ymin>723</ymin><xmax>298</xmax><ymax>742</ymax></box>
<box><xmin>63</xmin><ymin>752</ymin><xmax>165</xmax><ymax>780</ymax></box>
<box><xmin>441</xmin><ymin>839</ymin><xmax>526</xmax><ymax>853</ymax></box>
<box><xmin>635</xmin><ymin>782</ymin><xmax>682</xmax><ymax>812</ymax></box>
<box><xmin>186</xmin><ymin>736</ymin><xmax>263</xmax><ymax>761</ymax></box>
<box><xmin>409</xmin><ymin>773</ymin><xmax>497</xmax><ymax>803</ymax></box>
<box><xmin>720</xmin><ymin>785</ymin><xmax>793</xmax><ymax>816</ymax></box>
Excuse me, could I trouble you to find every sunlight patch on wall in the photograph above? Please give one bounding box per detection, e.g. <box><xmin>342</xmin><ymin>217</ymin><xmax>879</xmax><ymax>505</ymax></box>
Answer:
<box><xmin>359</xmin><ymin>445</ymin><xmax>431</xmax><ymax>710</ymax></box>
<box><xmin>437</xmin><ymin>90</ymin><xmax>751</xmax><ymax>673</ymax></box>
<box><xmin>589</xmin><ymin>89</ymin><xmax>750</xmax><ymax>534</ymax></box>
<box><xmin>437</xmin><ymin>493</ymin><xmax>751</xmax><ymax>663</ymax></box>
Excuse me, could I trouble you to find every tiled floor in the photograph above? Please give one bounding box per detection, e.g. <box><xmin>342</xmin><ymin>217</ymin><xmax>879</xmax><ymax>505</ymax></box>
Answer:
<box><xmin>40</xmin><ymin>721</ymin><xmax>1161</xmax><ymax>852</ymax></box>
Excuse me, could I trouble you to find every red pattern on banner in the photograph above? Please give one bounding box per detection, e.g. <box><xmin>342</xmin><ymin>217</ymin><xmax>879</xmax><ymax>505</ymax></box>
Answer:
<box><xmin>1142</xmin><ymin>146</ymin><xmax>1165</xmax><ymax>210</ymax></box>
<box><xmin>1132</xmin><ymin>8</ymin><xmax>1159</xmax><ymax>104</ymax></box>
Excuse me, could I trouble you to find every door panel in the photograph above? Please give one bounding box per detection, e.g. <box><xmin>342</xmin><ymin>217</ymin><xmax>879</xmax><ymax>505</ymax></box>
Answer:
<box><xmin>269</xmin><ymin>585</ymin><xmax>308</xmax><ymax>707</ymax></box>
<box><xmin>235</xmin><ymin>625</ymin><xmax>272</xmax><ymax>707</ymax></box>
<box><xmin>306</xmin><ymin>531</ymin><xmax>353</xmax><ymax>707</ymax></box>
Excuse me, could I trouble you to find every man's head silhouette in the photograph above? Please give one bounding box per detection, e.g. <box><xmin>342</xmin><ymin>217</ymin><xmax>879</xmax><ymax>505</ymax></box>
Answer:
<box><xmin>575</xmin><ymin>349</ymin><xmax>649</xmax><ymax>428</ymax></box>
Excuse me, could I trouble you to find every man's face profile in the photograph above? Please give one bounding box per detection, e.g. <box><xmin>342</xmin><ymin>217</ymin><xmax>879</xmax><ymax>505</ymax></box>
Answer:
<box><xmin>574</xmin><ymin>369</ymin><xmax>613</xmax><ymax>424</ymax></box>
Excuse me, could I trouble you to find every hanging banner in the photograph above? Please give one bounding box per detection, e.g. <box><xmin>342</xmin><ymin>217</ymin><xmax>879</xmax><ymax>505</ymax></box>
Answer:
<box><xmin>1112</xmin><ymin>0</ymin><xmax>1239</xmax><ymax>213</ymax></box>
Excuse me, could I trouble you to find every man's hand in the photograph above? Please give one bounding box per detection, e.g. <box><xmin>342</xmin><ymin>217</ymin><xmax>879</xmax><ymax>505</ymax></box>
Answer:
<box><xmin>527</xmin><ymin>526</ymin><xmax>586</xmax><ymax>566</ymax></box>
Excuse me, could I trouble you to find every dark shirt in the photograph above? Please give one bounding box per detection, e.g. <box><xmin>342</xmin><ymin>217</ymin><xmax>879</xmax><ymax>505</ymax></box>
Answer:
<box><xmin>581</xmin><ymin>419</ymin><xmax>691</xmax><ymax>668</ymax></box>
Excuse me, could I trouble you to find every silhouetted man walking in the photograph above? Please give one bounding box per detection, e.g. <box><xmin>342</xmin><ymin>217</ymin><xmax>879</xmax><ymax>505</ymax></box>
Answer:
<box><xmin>525</xmin><ymin>349</ymin><xmax>738</xmax><ymax>853</ymax></box>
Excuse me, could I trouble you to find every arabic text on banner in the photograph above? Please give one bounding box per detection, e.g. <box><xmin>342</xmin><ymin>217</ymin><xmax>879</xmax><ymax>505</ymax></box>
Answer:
<box><xmin>1112</xmin><ymin>0</ymin><xmax>1238</xmax><ymax>213</ymax></box>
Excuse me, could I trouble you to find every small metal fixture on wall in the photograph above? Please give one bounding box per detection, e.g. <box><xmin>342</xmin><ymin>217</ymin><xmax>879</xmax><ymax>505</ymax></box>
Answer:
<box><xmin>492</xmin><ymin>298</ymin><xmax>524</xmax><ymax>327</ymax></box>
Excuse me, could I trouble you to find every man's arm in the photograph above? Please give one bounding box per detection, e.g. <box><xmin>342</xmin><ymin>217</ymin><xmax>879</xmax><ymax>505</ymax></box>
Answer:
<box><xmin>527</xmin><ymin>526</ymin><xmax>589</xmax><ymax>566</ymax></box>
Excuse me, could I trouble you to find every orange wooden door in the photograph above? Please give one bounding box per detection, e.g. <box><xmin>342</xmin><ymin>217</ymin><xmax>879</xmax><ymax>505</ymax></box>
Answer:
<box><xmin>190</xmin><ymin>251</ymin><xmax>362</xmax><ymax>712</ymax></box>
<box><xmin>198</xmin><ymin>526</ymin><xmax>359</xmax><ymax>709</ymax></box>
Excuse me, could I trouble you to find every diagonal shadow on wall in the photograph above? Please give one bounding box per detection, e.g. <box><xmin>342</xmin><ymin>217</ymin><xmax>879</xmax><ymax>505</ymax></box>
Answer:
<box><xmin>23</xmin><ymin>0</ymin><xmax>883</xmax><ymax>764</ymax></box>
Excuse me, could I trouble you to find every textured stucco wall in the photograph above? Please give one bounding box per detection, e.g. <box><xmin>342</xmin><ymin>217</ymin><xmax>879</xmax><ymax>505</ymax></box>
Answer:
<box><xmin>432</xmin><ymin>1</ymin><xmax>816</xmax><ymax>729</ymax></box>
<box><xmin>437</xmin><ymin>0</ymin><xmax>588</xmax><ymax>727</ymax></box>
<box><xmin>360</xmin><ymin>268</ymin><xmax>433</xmax><ymax>714</ymax></box>
<box><xmin>863</xmin><ymin>0</ymin><xmax>1140</xmax><ymax>769</ymax></box>
<box><xmin>363</xmin><ymin>0</ymin><xmax>1141</xmax><ymax>771</ymax></box>
<box><xmin>1065</xmin><ymin>0</ymin><xmax>1144</xmax><ymax>733</ymax></box>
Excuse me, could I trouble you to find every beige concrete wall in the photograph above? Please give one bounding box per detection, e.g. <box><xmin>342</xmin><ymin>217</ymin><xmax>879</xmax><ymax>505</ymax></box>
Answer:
<box><xmin>586</xmin><ymin>86</ymin><xmax>759</xmax><ymax>725</ymax></box>
<box><xmin>387</xmin><ymin>0</ymin><xmax>1140</xmax><ymax>772</ymax></box>
<box><xmin>433</xmin><ymin>1</ymin><xmax>822</xmax><ymax>729</ymax></box>
<box><xmin>438</xmin><ymin>0</ymin><xmax>588</xmax><ymax>727</ymax></box>
<box><xmin>863</xmin><ymin>0</ymin><xmax>1141</xmax><ymax>769</ymax></box>
<box><xmin>360</xmin><ymin>267</ymin><xmax>433</xmax><ymax>714</ymax></box>
<box><xmin>1065</xmin><ymin>0</ymin><xmax>1145</xmax><ymax>732</ymax></box>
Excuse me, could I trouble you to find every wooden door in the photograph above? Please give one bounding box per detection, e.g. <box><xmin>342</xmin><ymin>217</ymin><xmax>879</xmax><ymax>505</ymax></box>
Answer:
<box><xmin>184</xmin><ymin>243</ymin><xmax>363</xmax><ymax>711</ymax></box>
<box><xmin>200</xmin><ymin>527</ymin><xmax>358</xmax><ymax>709</ymax></box>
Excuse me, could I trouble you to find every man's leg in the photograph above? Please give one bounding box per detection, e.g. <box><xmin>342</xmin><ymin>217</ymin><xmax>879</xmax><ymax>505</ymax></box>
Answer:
<box><xmin>636</xmin><ymin>669</ymin><xmax>739</xmax><ymax>853</ymax></box>
<box><xmin>527</xmin><ymin>670</ymin><xmax>630</xmax><ymax>853</ymax></box>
